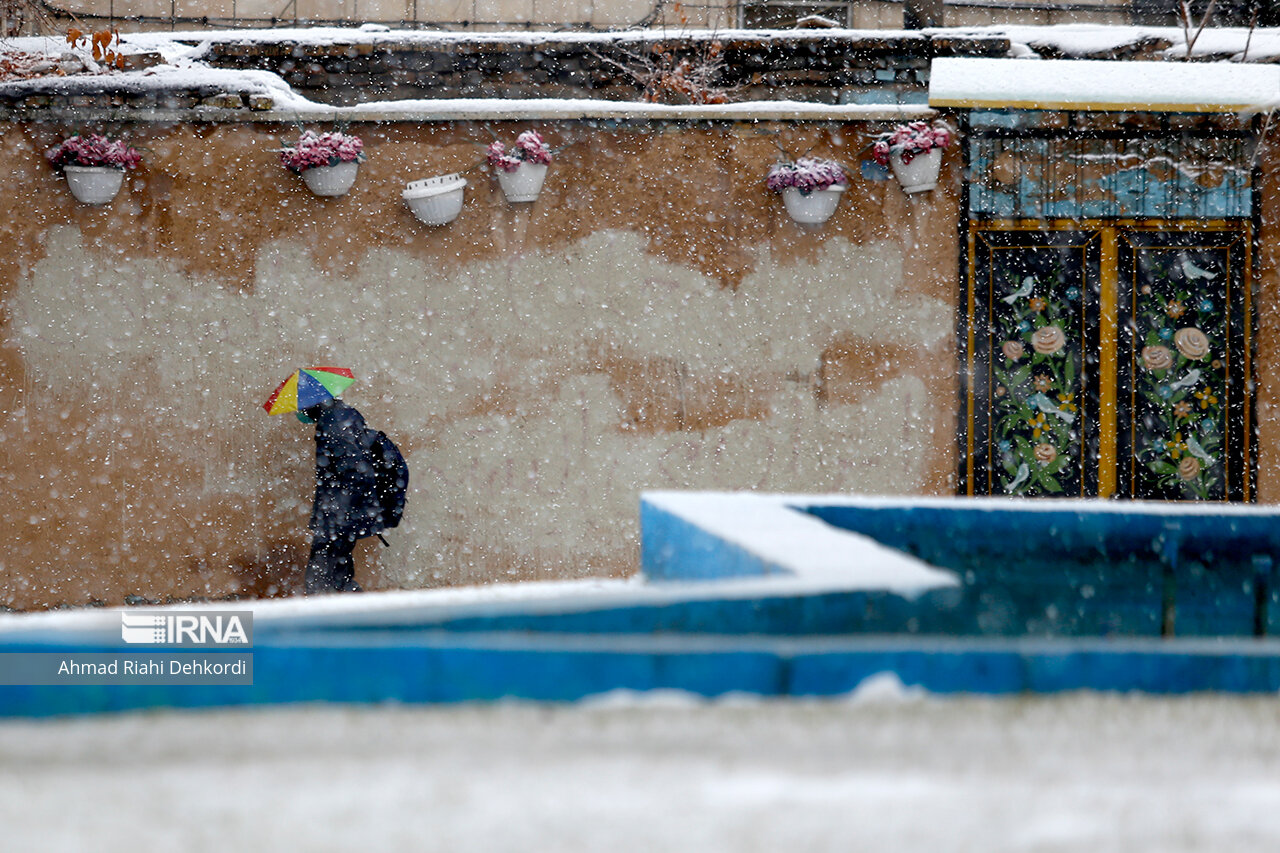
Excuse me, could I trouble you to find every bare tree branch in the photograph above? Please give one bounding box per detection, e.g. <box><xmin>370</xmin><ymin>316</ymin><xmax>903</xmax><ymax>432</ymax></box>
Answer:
<box><xmin>1178</xmin><ymin>0</ymin><xmax>1219</xmax><ymax>60</ymax></box>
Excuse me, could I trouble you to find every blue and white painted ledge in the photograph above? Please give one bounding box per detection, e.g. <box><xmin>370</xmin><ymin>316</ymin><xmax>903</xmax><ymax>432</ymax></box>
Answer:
<box><xmin>3</xmin><ymin>491</ymin><xmax>1280</xmax><ymax>717</ymax></box>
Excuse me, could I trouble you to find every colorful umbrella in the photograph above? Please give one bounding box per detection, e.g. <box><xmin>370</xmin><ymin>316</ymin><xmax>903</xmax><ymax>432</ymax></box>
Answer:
<box><xmin>263</xmin><ymin>367</ymin><xmax>355</xmax><ymax>415</ymax></box>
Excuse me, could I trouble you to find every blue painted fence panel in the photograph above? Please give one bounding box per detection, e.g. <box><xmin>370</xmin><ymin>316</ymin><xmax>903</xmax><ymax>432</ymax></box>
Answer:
<box><xmin>7</xmin><ymin>635</ymin><xmax>1280</xmax><ymax>718</ymax></box>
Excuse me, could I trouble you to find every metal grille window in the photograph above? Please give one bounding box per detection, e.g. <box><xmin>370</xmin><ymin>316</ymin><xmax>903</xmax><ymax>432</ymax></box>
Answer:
<box><xmin>968</xmin><ymin>132</ymin><xmax>1254</xmax><ymax>220</ymax></box>
<box><xmin>739</xmin><ymin>1</ymin><xmax>853</xmax><ymax>27</ymax></box>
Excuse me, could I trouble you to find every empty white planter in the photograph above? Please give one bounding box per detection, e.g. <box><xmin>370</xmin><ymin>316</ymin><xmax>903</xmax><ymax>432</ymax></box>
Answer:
<box><xmin>890</xmin><ymin>148</ymin><xmax>942</xmax><ymax>193</ymax></box>
<box><xmin>494</xmin><ymin>162</ymin><xmax>547</xmax><ymax>203</ymax></box>
<box><xmin>63</xmin><ymin>165</ymin><xmax>124</xmax><ymax>204</ymax></box>
<box><xmin>781</xmin><ymin>185</ymin><xmax>844</xmax><ymax>225</ymax></box>
<box><xmin>301</xmin><ymin>161</ymin><xmax>359</xmax><ymax>197</ymax></box>
<box><xmin>403</xmin><ymin>173</ymin><xmax>467</xmax><ymax>225</ymax></box>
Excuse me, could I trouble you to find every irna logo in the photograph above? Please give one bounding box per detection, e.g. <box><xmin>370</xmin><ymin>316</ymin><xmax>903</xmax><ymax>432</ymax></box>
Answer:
<box><xmin>120</xmin><ymin>611</ymin><xmax>253</xmax><ymax>647</ymax></box>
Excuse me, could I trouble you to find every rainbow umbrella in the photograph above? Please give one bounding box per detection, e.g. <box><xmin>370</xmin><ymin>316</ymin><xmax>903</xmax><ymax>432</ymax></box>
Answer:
<box><xmin>263</xmin><ymin>367</ymin><xmax>355</xmax><ymax>415</ymax></box>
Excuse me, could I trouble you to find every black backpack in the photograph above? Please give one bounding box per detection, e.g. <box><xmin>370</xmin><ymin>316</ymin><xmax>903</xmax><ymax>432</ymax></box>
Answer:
<box><xmin>367</xmin><ymin>429</ymin><xmax>409</xmax><ymax>531</ymax></box>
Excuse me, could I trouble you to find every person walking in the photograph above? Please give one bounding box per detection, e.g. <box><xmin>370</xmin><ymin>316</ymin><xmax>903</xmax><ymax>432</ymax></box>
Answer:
<box><xmin>263</xmin><ymin>367</ymin><xmax>409</xmax><ymax>596</ymax></box>
<box><xmin>299</xmin><ymin>397</ymin><xmax>385</xmax><ymax>594</ymax></box>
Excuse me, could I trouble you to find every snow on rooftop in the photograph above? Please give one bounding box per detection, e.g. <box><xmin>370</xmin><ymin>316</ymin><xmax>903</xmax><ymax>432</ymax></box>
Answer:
<box><xmin>940</xmin><ymin>23</ymin><xmax>1280</xmax><ymax>62</ymax></box>
<box><xmin>929</xmin><ymin>56</ymin><xmax>1280</xmax><ymax>112</ymax></box>
<box><xmin>112</xmin><ymin>22</ymin><xmax>1280</xmax><ymax>64</ymax></box>
<box><xmin>135</xmin><ymin>25</ymin><xmax>928</xmax><ymax>47</ymax></box>
<box><xmin>2</xmin><ymin>25</ymin><xmax>931</xmax><ymax>56</ymax></box>
<box><xmin>0</xmin><ymin>30</ymin><xmax>935</xmax><ymax>120</ymax></box>
<box><xmin>4</xmin><ymin>24</ymin><xmax>1280</xmax><ymax>117</ymax></box>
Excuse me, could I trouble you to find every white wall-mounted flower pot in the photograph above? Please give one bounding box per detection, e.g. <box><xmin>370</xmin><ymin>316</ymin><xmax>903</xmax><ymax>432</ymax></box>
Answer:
<box><xmin>494</xmin><ymin>162</ymin><xmax>547</xmax><ymax>203</ymax></box>
<box><xmin>890</xmin><ymin>148</ymin><xmax>942</xmax><ymax>193</ymax></box>
<box><xmin>403</xmin><ymin>173</ymin><xmax>467</xmax><ymax>225</ymax></box>
<box><xmin>301</xmin><ymin>161</ymin><xmax>359</xmax><ymax>197</ymax></box>
<box><xmin>63</xmin><ymin>165</ymin><xmax>124</xmax><ymax>204</ymax></box>
<box><xmin>781</xmin><ymin>185</ymin><xmax>844</xmax><ymax>225</ymax></box>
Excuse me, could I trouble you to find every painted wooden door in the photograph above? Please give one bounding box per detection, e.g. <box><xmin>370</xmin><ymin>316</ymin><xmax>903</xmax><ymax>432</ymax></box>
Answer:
<box><xmin>965</xmin><ymin>221</ymin><xmax>1253</xmax><ymax>501</ymax></box>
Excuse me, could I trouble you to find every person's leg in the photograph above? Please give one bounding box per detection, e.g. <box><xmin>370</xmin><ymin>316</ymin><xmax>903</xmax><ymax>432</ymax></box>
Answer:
<box><xmin>332</xmin><ymin>535</ymin><xmax>362</xmax><ymax>593</ymax></box>
<box><xmin>304</xmin><ymin>534</ymin><xmax>341</xmax><ymax>594</ymax></box>
<box><xmin>306</xmin><ymin>534</ymin><xmax>362</xmax><ymax>594</ymax></box>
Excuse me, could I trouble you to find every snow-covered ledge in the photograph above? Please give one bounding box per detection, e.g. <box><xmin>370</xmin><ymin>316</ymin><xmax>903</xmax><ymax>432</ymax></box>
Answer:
<box><xmin>0</xmin><ymin>37</ymin><xmax>939</xmax><ymax>123</ymax></box>
<box><xmin>640</xmin><ymin>491</ymin><xmax>958</xmax><ymax>596</ymax></box>
<box><xmin>258</xmin><ymin>99</ymin><xmax>935</xmax><ymax>124</ymax></box>
<box><xmin>0</xmin><ymin>90</ymin><xmax>936</xmax><ymax>124</ymax></box>
<box><xmin>930</xmin><ymin>56</ymin><xmax>1280</xmax><ymax>113</ymax></box>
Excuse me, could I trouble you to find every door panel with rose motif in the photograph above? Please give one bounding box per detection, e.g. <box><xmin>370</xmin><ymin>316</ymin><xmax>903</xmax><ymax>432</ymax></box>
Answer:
<box><xmin>1116</xmin><ymin>228</ymin><xmax>1252</xmax><ymax>501</ymax></box>
<box><xmin>967</xmin><ymin>228</ymin><xmax>1101</xmax><ymax>497</ymax></box>
<box><xmin>964</xmin><ymin>221</ymin><xmax>1253</xmax><ymax>501</ymax></box>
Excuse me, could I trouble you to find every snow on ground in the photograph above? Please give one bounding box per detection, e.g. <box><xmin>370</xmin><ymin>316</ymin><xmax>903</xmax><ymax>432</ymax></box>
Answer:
<box><xmin>2</xmin><ymin>687</ymin><xmax>1280</xmax><ymax>851</ymax></box>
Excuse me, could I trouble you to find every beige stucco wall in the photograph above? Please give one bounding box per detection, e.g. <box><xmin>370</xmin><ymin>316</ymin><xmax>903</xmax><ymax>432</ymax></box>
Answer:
<box><xmin>0</xmin><ymin>119</ymin><xmax>961</xmax><ymax>609</ymax></box>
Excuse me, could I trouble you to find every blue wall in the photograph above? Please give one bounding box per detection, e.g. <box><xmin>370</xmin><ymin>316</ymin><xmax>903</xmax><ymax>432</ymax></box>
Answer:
<box><xmin>6</xmin><ymin>633</ymin><xmax>1280</xmax><ymax>718</ymax></box>
<box><xmin>7</xmin><ymin>494</ymin><xmax>1280</xmax><ymax>717</ymax></box>
<box><xmin>798</xmin><ymin>501</ymin><xmax>1280</xmax><ymax>637</ymax></box>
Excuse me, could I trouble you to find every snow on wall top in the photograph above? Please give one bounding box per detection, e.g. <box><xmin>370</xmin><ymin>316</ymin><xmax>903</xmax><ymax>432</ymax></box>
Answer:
<box><xmin>929</xmin><ymin>56</ymin><xmax>1280</xmax><ymax>113</ymax></box>
<box><xmin>642</xmin><ymin>491</ymin><xmax>959</xmax><ymax>595</ymax></box>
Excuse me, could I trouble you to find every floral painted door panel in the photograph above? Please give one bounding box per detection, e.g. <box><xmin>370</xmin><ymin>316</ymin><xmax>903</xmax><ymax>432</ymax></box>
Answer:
<box><xmin>965</xmin><ymin>223</ymin><xmax>1253</xmax><ymax>502</ymax></box>
<box><xmin>970</xmin><ymin>229</ymin><xmax>1101</xmax><ymax>497</ymax></box>
<box><xmin>1117</xmin><ymin>230</ymin><xmax>1251</xmax><ymax>501</ymax></box>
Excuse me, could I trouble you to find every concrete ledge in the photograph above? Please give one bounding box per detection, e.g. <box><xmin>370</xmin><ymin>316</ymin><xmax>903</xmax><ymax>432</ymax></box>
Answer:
<box><xmin>262</xmin><ymin>99</ymin><xmax>935</xmax><ymax>122</ymax></box>
<box><xmin>0</xmin><ymin>97</ymin><xmax>936</xmax><ymax>124</ymax></box>
<box><xmin>640</xmin><ymin>491</ymin><xmax>957</xmax><ymax>595</ymax></box>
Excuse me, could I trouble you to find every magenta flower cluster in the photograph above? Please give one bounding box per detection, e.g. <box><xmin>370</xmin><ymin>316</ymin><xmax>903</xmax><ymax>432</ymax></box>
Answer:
<box><xmin>765</xmin><ymin>157</ymin><xmax>849</xmax><ymax>194</ymax></box>
<box><xmin>486</xmin><ymin>130</ymin><xmax>553</xmax><ymax>173</ymax></box>
<box><xmin>279</xmin><ymin>130</ymin><xmax>365</xmax><ymax>174</ymax></box>
<box><xmin>46</xmin><ymin>134</ymin><xmax>142</xmax><ymax>171</ymax></box>
<box><xmin>871</xmin><ymin>121</ymin><xmax>952</xmax><ymax>166</ymax></box>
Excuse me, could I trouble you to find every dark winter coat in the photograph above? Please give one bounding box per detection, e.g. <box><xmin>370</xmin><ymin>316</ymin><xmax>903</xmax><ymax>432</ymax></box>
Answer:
<box><xmin>308</xmin><ymin>399</ymin><xmax>384</xmax><ymax>541</ymax></box>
